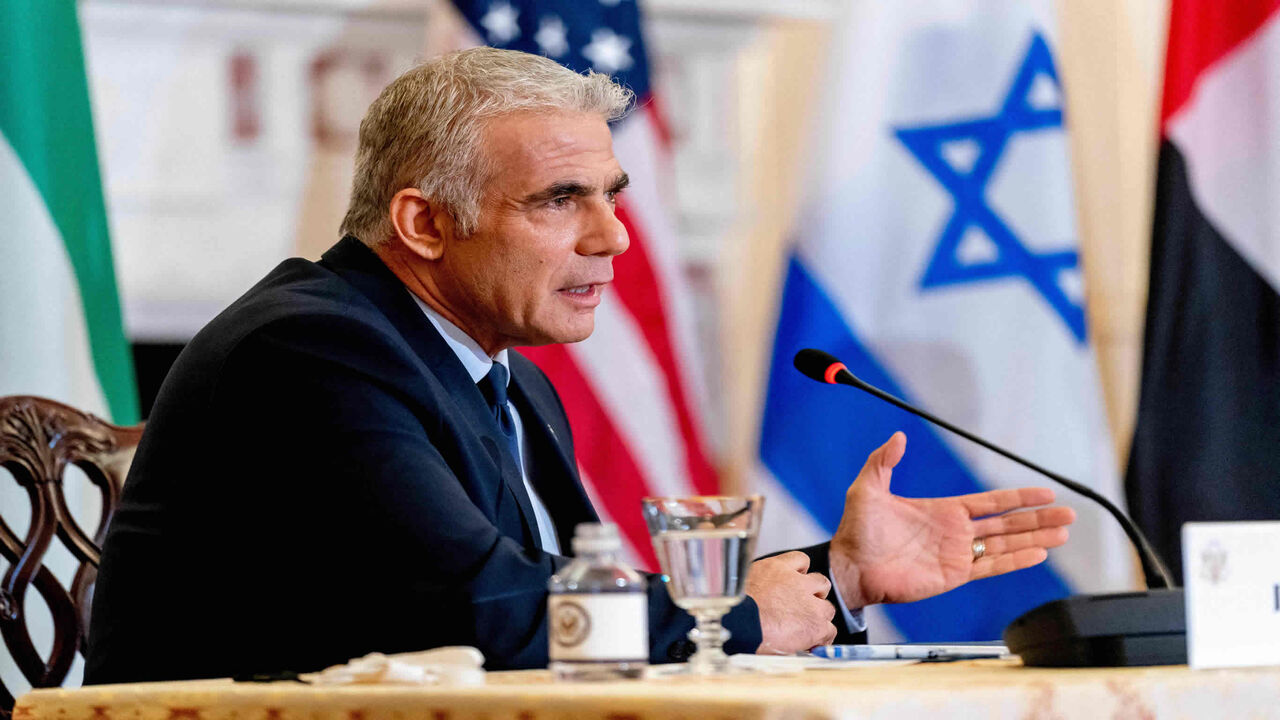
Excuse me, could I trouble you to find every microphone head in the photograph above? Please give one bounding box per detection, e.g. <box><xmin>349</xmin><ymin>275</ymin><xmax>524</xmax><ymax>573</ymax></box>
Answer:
<box><xmin>793</xmin><ymin>348</ymin><xmax>851</xmax><ymax>385</ymax></box>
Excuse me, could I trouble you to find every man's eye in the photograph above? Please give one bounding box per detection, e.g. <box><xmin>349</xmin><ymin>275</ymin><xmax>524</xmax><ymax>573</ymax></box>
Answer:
<box><xmin>550</xmin><ymin>196</ymin><xmax>571</xmax><ymax>208</ymax></box>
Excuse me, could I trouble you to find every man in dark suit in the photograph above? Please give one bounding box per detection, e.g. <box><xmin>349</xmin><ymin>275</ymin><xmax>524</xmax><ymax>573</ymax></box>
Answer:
<box><xmin>86</xmin><ymin>47</ymin><xmax>1074</xmax><ymax>683</ymax></box>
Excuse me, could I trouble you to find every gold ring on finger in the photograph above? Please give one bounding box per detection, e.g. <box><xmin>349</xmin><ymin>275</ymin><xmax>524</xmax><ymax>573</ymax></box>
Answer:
<box><xmin>971</xmin><ymin>537</ymin><xmax>986</xmax><ymax>561</ymax></box>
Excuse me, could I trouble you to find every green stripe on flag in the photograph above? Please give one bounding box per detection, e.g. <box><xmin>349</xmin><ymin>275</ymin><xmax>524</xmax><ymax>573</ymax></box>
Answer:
<box><xmin>0</xmin><ymin>0</ymin><xmax>138</xmax><ymax>423</ymax></box>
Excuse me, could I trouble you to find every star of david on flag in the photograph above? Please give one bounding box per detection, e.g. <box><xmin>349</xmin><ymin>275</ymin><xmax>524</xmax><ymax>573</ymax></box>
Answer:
<box><xmin>756</xmin><ymin>5</ymin><xmax>1132</xmax><ymax>642</ymax></box>
<box><xmin>895</xmin><ymin>34</ymin><xmax>1085</xmax><ymax>342</ymax></box>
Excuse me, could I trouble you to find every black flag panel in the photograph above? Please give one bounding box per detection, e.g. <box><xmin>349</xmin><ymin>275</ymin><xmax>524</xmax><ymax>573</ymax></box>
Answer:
<box><xmin>1126</xmin><ymin>142</ymin><xmax>1280</xmax><ymax>583</ymax></box>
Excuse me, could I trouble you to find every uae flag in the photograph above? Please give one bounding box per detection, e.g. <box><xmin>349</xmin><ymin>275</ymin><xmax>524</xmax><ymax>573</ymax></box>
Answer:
<box><xmin>1126</xmin><ymin>0</ymin><xmax>1280</xmax><ymax>582</ymax></box>
<box><xmin>0</xmin><ymin>1</ymin><xmax>137</xmax><ymax>425</ymax></box>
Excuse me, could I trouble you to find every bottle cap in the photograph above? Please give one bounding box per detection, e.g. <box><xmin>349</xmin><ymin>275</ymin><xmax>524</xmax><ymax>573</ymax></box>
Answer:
<box><xmin>571</xmin><ymin>522</ymin><xmax>621</xmax><ymax>554</ymax></box>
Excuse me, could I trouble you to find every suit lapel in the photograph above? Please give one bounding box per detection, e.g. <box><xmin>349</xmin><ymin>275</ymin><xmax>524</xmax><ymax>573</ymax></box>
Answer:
<box><xmin>508</xmin><ymin>354</ymin><xmax>598</xmax><ymax>553</ymax></box>
<box><xmin>318</xmin><ymin>237</ymin><xmax>539</xmax><ymax>547</ymax></box>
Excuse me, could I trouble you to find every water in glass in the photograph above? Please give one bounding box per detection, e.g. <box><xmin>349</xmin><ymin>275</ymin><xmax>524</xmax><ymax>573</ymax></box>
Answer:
<box><xmin>641</xmin><ymin>496</ymin><xmax>763</xmax><ymax>674</ymax></box>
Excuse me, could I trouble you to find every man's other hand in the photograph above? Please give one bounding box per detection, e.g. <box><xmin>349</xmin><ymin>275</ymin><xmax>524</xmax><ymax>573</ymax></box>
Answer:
<box><xmin>746</xmin><ymin>551</ymin><xmax>837</xmax><ymax>655</ymax></box>
<box><xmin>829</xmin><ymin>432</ymin><xmax>1076</xmax><ymax>610</ymax></box>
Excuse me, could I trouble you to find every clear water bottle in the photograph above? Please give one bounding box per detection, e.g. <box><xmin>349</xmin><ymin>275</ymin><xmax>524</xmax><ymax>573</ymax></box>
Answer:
<box><xmin>548</xmin><ymin>523</ymin><xmax>648</xmax><ymax>680</ymax></box>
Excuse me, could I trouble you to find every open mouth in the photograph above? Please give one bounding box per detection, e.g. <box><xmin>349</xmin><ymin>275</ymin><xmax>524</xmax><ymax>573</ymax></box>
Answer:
<box><xmin>559</xmin><ymin>280</ymin><xmax>609</xmax><ymax>293</ymax></box>
<box><xmin>557</xmin><ymin>282</ymin><xmax>607</xmax><ymax>303</ymax></box>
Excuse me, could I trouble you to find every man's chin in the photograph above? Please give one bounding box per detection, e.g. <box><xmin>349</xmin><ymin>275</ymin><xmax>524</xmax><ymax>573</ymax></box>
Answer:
<box><xmin>520</xmin><ymin>320</ymin><xmax>595</xmax><ymax>347</ymax></box>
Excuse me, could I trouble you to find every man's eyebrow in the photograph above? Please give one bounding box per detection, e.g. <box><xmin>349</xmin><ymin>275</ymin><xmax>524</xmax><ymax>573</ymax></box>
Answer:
<box><xmin>522</xmin><ymin>181</ymin><xmax>592</xmax><ymax>204</ymax></box>
<box><xmin>521</xmin><ymin>172</ymin><xmax>629</xmax><ymax>204</ymax></box>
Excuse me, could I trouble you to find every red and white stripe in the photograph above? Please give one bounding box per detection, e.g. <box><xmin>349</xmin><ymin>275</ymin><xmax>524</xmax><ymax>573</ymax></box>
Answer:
<box><xmin>431</xmin><ymin>8</ymin><xmax>719</xmax><ymax>569</ymax></box>
<box><xmin>1163</xmin><ymin>0</ymin><xmax>1280</xmax><ymax>291</ymax></box>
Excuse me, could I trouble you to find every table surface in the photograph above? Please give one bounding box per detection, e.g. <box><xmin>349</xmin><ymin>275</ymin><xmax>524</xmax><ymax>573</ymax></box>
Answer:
<box><xmin>16</xmin><ymin>659</ymin><xmax>1280</xmax><ymax>720</ymax></box>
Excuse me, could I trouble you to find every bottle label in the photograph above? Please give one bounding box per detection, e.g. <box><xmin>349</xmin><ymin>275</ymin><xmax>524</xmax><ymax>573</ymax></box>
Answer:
<box><xmin>548</xmin><ymin>593</ymin><xmax>648</xmax><ymax>662</ymax></box>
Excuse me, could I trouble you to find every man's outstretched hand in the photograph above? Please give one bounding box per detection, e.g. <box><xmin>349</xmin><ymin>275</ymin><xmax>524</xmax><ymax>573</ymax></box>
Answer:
<box><xmin>829</xmin><ymin>432</ymin><xmax>1076</xmax><ymax>610</ymax></box>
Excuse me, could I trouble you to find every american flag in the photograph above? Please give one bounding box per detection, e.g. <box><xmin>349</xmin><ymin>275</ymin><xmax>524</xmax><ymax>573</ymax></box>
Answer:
<box><xmin>433</xmin><ymin>0</ymin><xmax>719</xmax><ymax>568</ymax></box>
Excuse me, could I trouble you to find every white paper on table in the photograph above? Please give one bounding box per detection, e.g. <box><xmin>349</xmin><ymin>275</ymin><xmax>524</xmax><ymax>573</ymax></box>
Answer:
<box><xmin>311</xmin><ymin>646</ymin><xmax>486</xmax><ymax>686</ymax></box>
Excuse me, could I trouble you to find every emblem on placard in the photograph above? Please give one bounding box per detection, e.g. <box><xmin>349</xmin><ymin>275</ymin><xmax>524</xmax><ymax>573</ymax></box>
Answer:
<box><xmin>1200</xmin><ymin>540</ymin><xmax>1228</xmax><ymax>585</ymax></box>
<box><xmin>551</xmin><ymin>599</ymin><xmax>591</xmax><ymax>648</ymax></box>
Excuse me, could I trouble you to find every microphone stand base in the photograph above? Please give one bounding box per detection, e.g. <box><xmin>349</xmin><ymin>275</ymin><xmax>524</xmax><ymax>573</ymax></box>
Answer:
<box><xmin>1003</xmin><ymin>589</ymin><xmax>1186</xmax><ymax>667</ymax></box>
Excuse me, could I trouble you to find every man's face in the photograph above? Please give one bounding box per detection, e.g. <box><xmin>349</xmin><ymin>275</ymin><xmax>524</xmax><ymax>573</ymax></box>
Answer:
<box><xmin>434</xmin><ymin>110</ymin><xmax>630</xmax><ymax>351</ymax></box>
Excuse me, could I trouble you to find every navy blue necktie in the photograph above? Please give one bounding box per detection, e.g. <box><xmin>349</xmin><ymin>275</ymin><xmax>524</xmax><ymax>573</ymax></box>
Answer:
<box><xmin>478</xmin><ymin>363</ymin><xmax>523</xmax><ymax>472</ymax></box>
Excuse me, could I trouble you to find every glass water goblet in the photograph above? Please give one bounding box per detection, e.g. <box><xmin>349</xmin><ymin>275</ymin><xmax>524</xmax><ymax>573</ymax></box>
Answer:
<box><xmin>641</xmin><ymin>495</ymin><xmax>763</xmax><ymax>675</ymax></box>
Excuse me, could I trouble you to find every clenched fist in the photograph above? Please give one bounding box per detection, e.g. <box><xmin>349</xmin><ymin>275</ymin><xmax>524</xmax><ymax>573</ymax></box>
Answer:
<box><xmin>745</xmin><ymin>551</ymin><xmax>837</xmax><ymax>655</ymax></box>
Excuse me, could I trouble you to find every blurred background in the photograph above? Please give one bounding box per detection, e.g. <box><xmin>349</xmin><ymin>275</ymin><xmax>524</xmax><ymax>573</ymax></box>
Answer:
<box><xmin>59</xmin><ymin>0</ymin><xmax>1164</xmax><ymax>461</ymax></box>
<box><xmin>10</xmin><ymin>0</ymin><xmax>1279</xmax><ymax>698</ymax></box>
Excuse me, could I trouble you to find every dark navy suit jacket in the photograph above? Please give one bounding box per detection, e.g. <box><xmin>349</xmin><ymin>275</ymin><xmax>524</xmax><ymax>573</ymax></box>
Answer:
<box><xmin>86</xmin><ymin>237</ymin><xmax>856</xmax><ymax>684</ymax></box>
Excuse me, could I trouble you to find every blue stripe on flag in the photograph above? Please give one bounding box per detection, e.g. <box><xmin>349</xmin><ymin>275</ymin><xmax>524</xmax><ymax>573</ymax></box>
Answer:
<box><xmin>760</xmin><ymin>254</ymin><xmax>1070</xmax><ymax>640</ymax></box>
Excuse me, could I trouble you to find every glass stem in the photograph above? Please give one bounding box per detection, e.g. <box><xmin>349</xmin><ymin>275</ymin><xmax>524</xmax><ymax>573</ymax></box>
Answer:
<box><xmin>688</xmin><ymin>609</ymin><xmax>731</xmax><ymax>674</ymax></box>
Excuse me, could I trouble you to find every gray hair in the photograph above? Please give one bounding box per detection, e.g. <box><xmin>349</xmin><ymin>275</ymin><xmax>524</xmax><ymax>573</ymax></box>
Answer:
<box><xmin>340</xmin><ymin>47</ymin><xmax>634</xmax><ymax>246</ymax></box>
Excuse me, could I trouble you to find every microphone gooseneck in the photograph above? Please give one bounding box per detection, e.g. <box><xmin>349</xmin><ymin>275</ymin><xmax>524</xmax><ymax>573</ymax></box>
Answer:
<box><xmin>792</xmin><ymin>348</ymin><xmax>1176</xmax><ymax>590</ymax></box>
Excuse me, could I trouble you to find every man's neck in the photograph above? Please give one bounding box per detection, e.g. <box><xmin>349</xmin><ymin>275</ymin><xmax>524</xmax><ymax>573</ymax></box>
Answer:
<box><xmin>409</xmin><ymin>291</ymin><xmax>509</xmax><ymax>384</ymax></box>
<box><xmin>374</xmin><ymin>242</ymin><xmax>508</xmax><ymax>357</ymax></box>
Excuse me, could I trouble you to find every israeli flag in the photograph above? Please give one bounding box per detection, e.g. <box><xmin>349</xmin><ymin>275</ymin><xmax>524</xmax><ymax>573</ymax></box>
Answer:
<box><xmin>755</xmin><ymin>2</ymin><xmax>1134</xmax><ymax>641</ymax></box>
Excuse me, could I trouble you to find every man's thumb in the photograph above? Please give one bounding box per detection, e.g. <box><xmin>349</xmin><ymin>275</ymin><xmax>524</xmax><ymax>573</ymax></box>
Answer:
<box><xmin>878</xmin><ymin>431</ymin><xmax>907</xmax><ymax>471</ymax></box>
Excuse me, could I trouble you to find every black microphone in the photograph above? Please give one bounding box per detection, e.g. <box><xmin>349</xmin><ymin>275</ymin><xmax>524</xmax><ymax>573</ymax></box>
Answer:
<box><xmin>793</xmin><ymin>347</ymin><xmax>1186</xmax><ymax>667</ymax></box>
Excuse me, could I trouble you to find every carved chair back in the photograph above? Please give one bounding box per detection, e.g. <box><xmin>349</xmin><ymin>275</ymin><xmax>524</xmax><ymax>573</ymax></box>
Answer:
<box><xmin>0</xmin><ymin>396</ymin><xmax>143</xmax><ymax>711</ymax></box>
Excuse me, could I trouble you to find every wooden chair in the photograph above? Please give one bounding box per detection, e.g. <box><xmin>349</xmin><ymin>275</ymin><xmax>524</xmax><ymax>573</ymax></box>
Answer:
<box><xmin>0</xmin><ymin>396</ymin><xmax>143</xmax><ymax>713</ymax></box>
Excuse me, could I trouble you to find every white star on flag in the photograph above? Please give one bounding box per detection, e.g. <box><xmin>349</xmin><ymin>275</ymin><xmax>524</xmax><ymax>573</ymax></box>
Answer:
<box><xmin>582</xmin><ymin>27</ymin><xmax>633</xmax><ymax>74</ymax></box>
<box><xmin>534</xmin><ymin>16</ymin><xmax>569</xmax><ymax>58</ymax></box>
<box><xmin>480</xmin><ymin>1</ymin><xmax>520</xmax><ymax>45</ymax></box>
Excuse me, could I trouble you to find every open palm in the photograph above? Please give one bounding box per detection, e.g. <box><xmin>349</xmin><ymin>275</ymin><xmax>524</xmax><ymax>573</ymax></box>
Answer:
<box><xmin>829</xmin><ymin>432</ymin><xmax>1075</xmax><ymax>609</ymax></box>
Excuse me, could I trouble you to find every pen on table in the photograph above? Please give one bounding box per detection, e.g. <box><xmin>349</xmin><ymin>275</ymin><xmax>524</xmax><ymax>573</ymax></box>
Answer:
<box><xmin>810</xmin><ymin>645</ymin><xmax>1009</xmax><ymax>661</ymax></box>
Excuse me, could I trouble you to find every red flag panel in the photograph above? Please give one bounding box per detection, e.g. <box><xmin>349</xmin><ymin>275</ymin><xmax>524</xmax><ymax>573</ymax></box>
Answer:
<box><xmin>1161</xmin><ymin>0</ymin><xmax>1280</xmax><ymax>125</ymax></box>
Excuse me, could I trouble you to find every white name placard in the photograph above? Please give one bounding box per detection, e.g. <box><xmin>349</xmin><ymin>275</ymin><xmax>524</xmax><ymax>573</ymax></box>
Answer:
<box><xmin>1183</xmin><ymin>521</ymin><xmax>1280</xmax><ymax>669</ymax></box>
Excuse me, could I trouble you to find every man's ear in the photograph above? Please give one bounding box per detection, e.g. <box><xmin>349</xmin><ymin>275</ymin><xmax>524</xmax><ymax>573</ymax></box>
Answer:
<box><xmin>388</xmin><ymin>188</ymin><xmax>454</xmax><ymax>261</ymax></box>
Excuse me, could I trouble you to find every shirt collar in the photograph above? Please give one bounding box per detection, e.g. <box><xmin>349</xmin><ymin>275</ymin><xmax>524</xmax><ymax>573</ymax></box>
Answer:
<box><xmin>408</xmin><ymin>291</ymin><xmax>509</xmax><ymax>386</ymax></box>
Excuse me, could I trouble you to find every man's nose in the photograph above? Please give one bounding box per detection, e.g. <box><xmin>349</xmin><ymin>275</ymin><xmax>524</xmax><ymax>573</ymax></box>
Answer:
<box><xmin>579</xmin><ymin>199</ymin><xmax>630</xmax><ymax>257</ymax></box>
